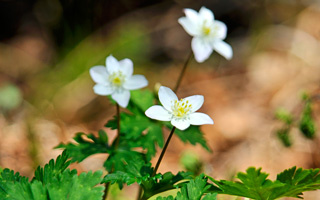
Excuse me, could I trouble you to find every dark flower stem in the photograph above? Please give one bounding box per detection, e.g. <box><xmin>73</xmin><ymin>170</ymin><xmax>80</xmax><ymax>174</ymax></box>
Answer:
<box><xmin>152</xmin><ymin>126</ymin><xmax>176</xmax><ymax>176</ymax></box>
<box><xmin>174</xmin><ymin>52</ymin><xmax>193</xmax><ymax>92</ymax></box>
<box><xmin>103</xmin><ymin>103</ymin><xmax>121</xmax><ymax>200</ymax></box>
<box><xmin>137</xmin><ymin>126</ymin><xmax>176</xmax><ymax>200</ymax></box>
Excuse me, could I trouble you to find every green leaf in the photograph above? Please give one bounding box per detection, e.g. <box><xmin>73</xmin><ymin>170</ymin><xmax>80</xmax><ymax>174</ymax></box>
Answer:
<box><xmin>103</xmin><ymin>148</ymin><xmax>147</xmax><ymax>173</ymax></box>
<box><xmin>299</xmin><ymin>100</ymin><xmax>316</xmax><ymax>139</ymax></box>
<box><xmin>155</xmin><ymin>174</ymin><xmax>217</xmax><ymax>200</ymax></box>
<box><xmin>141</xmin><ymin>171</ymin><xmax>193</xmax><ymax>200</ymax></box>
<box><xmin>276</xmin><ymin>128</ymin><xmax>292</xmax><ymax>147</ymax></box>
<box><xmin>46</xmin><ymin>170</ymin><xmax>104</xmax><ymax>200</ymax></box>
<box><xmin>275</xmin><ymin>108</ymin><xmax>293</xmax><ymax>125</ymax></box>
<box><xmin>106</xmin><ymin>90</ymin><xmax>165</xmax><ymax>160</ymax></box>
<box><xmin>271</xmin><ymin>167</ymin><xmax>320</xmax><ymax>199</ymax></box>
<box><xmin>56</xmin><ymin>130</ymin><xmax>110</xmax><ymax>163</ymax></box>
<box><xmin>0</xmin><ymin>151</ymin><xmax>105</xmax><ymax>200</ymax></box>
<box><xmin>33</xmin><ymin>150</ymin><xmax>72</xmax><ymax>184</ymax></box>
<box><xmin>209</xmin><ymin>167</ymin><xmax>284</xmax><ymax>200</ymax></box>
<box><xmin>103</xmin><ymin>154</ymin><xmax>152</xmax><ymax>189</ymax></box>
<box><xmin>172</xmin><ymin>125</ymin><xmax>211</xmax><ymax>152</ymax></box>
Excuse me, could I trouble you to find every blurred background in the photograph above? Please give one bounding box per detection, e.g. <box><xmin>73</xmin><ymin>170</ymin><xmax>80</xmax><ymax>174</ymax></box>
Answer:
<box><xmin>1</xmin><ymin>0</ymin><xmax>320</xmax><ymax>199</ymax></box>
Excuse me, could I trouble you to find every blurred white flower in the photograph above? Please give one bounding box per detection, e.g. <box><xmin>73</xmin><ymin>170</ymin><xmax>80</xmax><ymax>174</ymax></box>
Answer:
<box><xmin>90</xmin><ymin>55</ymin><xmax>148</xmax><ymax>108</ymax></box>
<box><xmin>145</xmin><ymin>86</ymin><xmax>213</xmax><ymax>130</ymax></box>
<box><xmin>178</xmin><ymin>6</ymin><xmax>233</xmax><ymax>63</ymax></box>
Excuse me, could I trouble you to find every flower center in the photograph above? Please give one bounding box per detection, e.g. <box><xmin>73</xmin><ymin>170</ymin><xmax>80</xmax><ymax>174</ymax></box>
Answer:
<box><xmin>202</xmin><ymin>26</ymin><xmax>211</xmax><ymax>35</ymax></box>
<box><xmin>172</xmin><ymin>99</ymin><xmax>192</xmax><ymax>118</ymax></box>
<box><xmin>109</xmin><ymin>71</ymin><xmax>126</xmax><ymax>87</ymax></box>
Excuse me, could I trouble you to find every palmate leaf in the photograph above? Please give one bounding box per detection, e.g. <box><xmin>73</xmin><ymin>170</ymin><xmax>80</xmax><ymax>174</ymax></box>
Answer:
<box><xmin>209</xmin><ymin>167</ymin><xmax>284</xmax><ymax>199</ymax></box>
<box><xmin>209</xmin><ymin>167</ymin><xmax>320</xmax><ymax>200</ymax></box>
<box><xmin>56</xmin><ymin>130</ymin><xmax>110</xmax><ymax>163</ymax></box>
<box><xmin>0</xmin><ymin>151</ymin><xmax>104</xmax><ymax>200</ymax></box>
<box><xmin>271</xmin><ymin>167</ymin><xmax>320</xmax><ymax>199</ymax></box>
<box><xmin>155</xmin><ymin>174</ymin><xmax>217</xmax><ymax>200</ymax></box>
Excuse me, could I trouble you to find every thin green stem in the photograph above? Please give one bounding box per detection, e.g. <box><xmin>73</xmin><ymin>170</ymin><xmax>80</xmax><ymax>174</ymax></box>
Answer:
<box><xmin>103</xmin><ymin>103</ymin><xmax>121</xmax><ymax>200</ymax></box>
<box><xmin>152</xmin><ymin>126</ymin><xmax>176</xmax><ymax>177</ymax></box>
<box><xmin>174</xmin><ymin>52</ymin><xmax>193</xmax><ymax>92</ymax></box>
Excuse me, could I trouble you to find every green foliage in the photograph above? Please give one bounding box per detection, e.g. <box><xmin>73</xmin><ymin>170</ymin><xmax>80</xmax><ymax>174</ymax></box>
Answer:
<box><xmin>141</xmin><ymin>171</ymin><xmax>193</xmax><ymax>200</ymax></box>
<box><xmin>103</xmin><ymin>154</ymin><xmax>193</xmax><ymax>199</ymax></box>
<box><xmin>172</xmin><ymin>125</ymin><xmax>211</xmax><ymax>152</ymax></box>
<box><xmin>56</xmin><ymin>130</ymin><xmax>110</xmax><ymax>163</ymax></box>
<box><xmin>103</xmin><ymin>159</ymin><xmax>153</xmax><ymax>189</ymax></box>
<box><xmin>275</xmin><ymin>108</ymin><xmax>293</xmax><ymax>147</ymax></box>
<box><xmin>0</xmin><ymin>151</ymin><xmax>104</xmax><ymax>200</ymax></box>
<box><xmin>209</xmin><ymin>166</ymin><xmax>320</xmax><ymax>200</ymax></box>
<box><xmin>106</xmin><ymin>90</ymin><xmax>165</xmax><ymax>160</ymax></box>
<box><xmin>299</xmin><ymin>99</ymin><xmax>316</xmax><ymax>139</ymax></box>
<box><xmin>103</xmin><ymin>148</ymin><xmax>147</xmax><ymax>173</ymax></box>
<box><xmin>155</xmin><ymin>174</ymin><xmax>217</xmax><ymax>200</ymax></box>
<box><xmin>273</xmin><ymin>167</ymin><xmax>320</xmax><ymax>199</ymax></box>
<box><xmin>276</xmin><ymin>128</ymin><xmax>292</xmax><ymax>147</ymax></box>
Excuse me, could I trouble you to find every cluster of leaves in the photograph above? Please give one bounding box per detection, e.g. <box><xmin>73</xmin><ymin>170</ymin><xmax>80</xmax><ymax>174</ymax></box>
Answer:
<box><xmin>0</xmin><ymin>151</ymin><xmax>104</xmax><ymax>200</ymax></box>
<box><xmin>210</xmin><ymin>166</ymin><xmax>320</xmax><ymax>200</ymax></box>
<box><xmin>154</xmin><ymin>166</ymin><xmax>320</xmax><ymax>200</ymax></box>
<box><xmin>57</xmin><ymin>89</ymin><xmax>210</xmax><ymax>173</ymax></box>
<box><xmin>275</xmin><ymin>93</ymin><xmax>317</xmax><ymax>147</ymax></box>
<box><xmin>155</xmin><ymin>174</ymin><xmax>217</xmax><ymax>200</ymax></box>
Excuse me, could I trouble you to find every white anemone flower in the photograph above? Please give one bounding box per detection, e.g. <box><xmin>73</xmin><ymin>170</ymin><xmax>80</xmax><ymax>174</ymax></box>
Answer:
<box><xmin>89</xmin><ymin>55</ymin><xmax>148</xmax><ymax>108</ymax></box>
<box><xmin>145</xmin><ymin>86</ymin><xmax>213</xmax><ymax>130</ymax></box>
<box><xmin>178</xmin><ymin>6</ymin><xmax>233</xmax><ymax>63</ymax></box>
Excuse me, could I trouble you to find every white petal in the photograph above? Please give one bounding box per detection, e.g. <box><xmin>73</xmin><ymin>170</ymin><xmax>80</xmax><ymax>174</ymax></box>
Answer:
<box><xmin>106</xmin><ymin>55</ymin><xmax>120</xmax><ymax>74</ymax></box>
<box><xmin>145</xmin><ymin>105</ymin><xmax>172</xmax><ymax>121</ymax></box>
<box><xmin>214</xmin><ymin>20</ymin><xmax>227</xmax><ymax>40</ymax></box>
<box><xmin>188</xmin><ymin>112</ymin><xmax>214</xmax><ymax>125</ymax></box>
<box><xmin>89</xmin><ymin>66</ymin><xmax>109</xmax><ymax>84</ymax></box>
<box><xmin>184</xmin><ymin>8</ymin><xmax>199</xmax><ymax>25</ymax></box>
<box><xmin>192</xmin><ymin>37</ymin><xmax>213</xmax><ymax>63</ymax></box>
<box><xmin>212</xmin><ymin>40</ymin><xmax>233</xmax><ymax>60</ymax></box>
<box><xmin>178</xmin><ymin>17</ymin><xmax>200</xmax><ymax>36</ymax></box>
<box><xmin>93</xmin><ymin>84</ymin><xmax>114</xmax><ymax>96</ymax></box>
<box><xmin>171</xmin><ymin>118</ymin><xmax>190</xmax><ymax>130</ymax></box>
<box><xmin>119</xmin><ymin>58</ymin><xmax>133</xmax><ymax>77</ymax></box>
<box><xmin>158</xmin><ymin>86</ymin><xmax>178</xmax><ymax>112</ymax></box>
<box><xmin>123</xmin><ymin>75</ymin><xmax>148</xmax><ymax>90</ymax></box>
<box><xmin>184</xmin><ymin>95</ymin><xmax>204</xmax><ymax>112</ymax></box>
<box><xmin>112</xmin><ymin>90</ymin><xmax>130</xmax><ymax>108</ymax></box>
<box><xmin>199</xmin><ymin>7</ymin><xmax>214</xmax><ymax>22</ymax></box>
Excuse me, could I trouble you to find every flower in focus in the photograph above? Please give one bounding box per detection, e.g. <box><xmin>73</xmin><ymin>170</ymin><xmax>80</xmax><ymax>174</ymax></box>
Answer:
<box><xmin>145</xmin><ymin>86</ymin><xmax>213</xmax><ymax>130</ymax></box>
<box><xmin>178</xmin><ymin>6</ymin><xmax>233</xmax><ymax>63</ymax></box>
<box><xmin>89</xmin><ymin>55</ymin><xmax>148</xmax><ymax>108</ymax></box>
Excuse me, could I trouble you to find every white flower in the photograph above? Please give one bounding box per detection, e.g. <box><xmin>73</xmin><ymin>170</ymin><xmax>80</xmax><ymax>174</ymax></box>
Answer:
<box><xmin>89</xmin><ymin>55</ymin><xmax>148</xmax><ymax>108</ymax></box>
<box><xmin>178</xmin><ymin>6</ymin><xmax>233</xmax><ymax>63</ymax></box>
<box><xmin>145</xmin><ymin>86</ymin><xmax>213</xmax><ymax>130</ymax></box>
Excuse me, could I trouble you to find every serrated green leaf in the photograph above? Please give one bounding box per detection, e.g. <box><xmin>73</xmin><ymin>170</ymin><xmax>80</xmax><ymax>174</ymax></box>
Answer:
<box><xmin>209</xmin><ymin>167</ymin><xmax>284</xmax><ymax>200</ymax></box>
<box><xmin>103</xmin><ymin>158</ymin><xmax>152</xmax><ymax>189</ymax></box>
<box><xmin>141</xmin><ymin>171</ymin><xmax>193</xmax><ymax>200</ymax></box>
<box><xmin>56</xmin><ymin>130</ymin><xmax>110</xmax><ymax>163</ymax></box>
<box><xmin>155</xmin><ymin>174</ymin><xmax>217</xmax><ymax>200</ymax></box>
<box><xmin>33</xmin><ymin>150</ymin><xmax>72</xmax><ymax>184</ymax></box>
<box><xmin>271</xmin><ymin>167</ymin><xmax>320</xmax><ymax>199</ymax></box>
<box><xmin>0</xmin><ymin>152</ymin><xmax>104</xmax><ymax>200</ymax></box>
